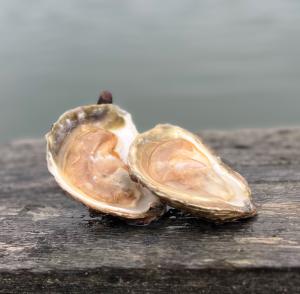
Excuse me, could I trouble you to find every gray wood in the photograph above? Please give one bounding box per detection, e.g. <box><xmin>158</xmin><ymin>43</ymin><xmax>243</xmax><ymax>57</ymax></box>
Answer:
<box><xmin>1</xmin><ymin>128</ymin><xmax>300</xmax><ymax>293</ymax></box>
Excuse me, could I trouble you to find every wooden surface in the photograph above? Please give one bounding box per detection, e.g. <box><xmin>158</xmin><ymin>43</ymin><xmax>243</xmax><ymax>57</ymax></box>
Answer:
<box><xmin>1</xmin><ymin>128</ymin><xmax>300</xmax><ymax>293</ymax></box>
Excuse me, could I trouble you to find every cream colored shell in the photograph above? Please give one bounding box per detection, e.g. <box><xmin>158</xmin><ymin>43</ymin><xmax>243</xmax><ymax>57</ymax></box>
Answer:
<box><xmin>46</xmin><ymin>104</ymin><xmax>165</xmax><ymax>223</ymax></box>
<box><xmin>128</xmin><ymin>124</ymin><xmax>256</xmax><ymax>222</ymax></box>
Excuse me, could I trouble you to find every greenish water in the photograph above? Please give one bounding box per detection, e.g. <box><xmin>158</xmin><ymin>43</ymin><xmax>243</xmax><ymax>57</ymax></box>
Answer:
<box><xmin>1</xmin><ymin>0</ymin><xmax>300</xmax><ymax>143</ymax></box>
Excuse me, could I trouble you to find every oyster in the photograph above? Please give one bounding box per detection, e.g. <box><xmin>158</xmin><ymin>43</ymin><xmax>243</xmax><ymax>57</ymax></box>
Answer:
<box><xmin>46</xmin><ymin>104</ymin><xmax>165</xmax><ymax>223</ymax></box>
<box><xmin>128</xmin><ymin>124</ymin><xmax>256</xmax><ymax>222</ymax></box>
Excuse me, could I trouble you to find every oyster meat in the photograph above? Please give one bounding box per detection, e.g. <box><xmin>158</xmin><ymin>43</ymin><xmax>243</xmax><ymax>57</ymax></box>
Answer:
<box><xmin>46</xmin><ymin>104</ymin><xmax>165</xmax><ymax>223</ymax></box>
<box><xmin>128</xmin><ymin>124</ymin><xmax>256</xmax><ymax>222</ymax></box>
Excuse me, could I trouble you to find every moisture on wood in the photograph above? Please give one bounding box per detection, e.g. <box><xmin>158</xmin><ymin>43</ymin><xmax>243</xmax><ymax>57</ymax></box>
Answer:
<box><xmin>0</xmin><ymin>128</ymin><xmax>300</xmax><ymax>293</ymax></box>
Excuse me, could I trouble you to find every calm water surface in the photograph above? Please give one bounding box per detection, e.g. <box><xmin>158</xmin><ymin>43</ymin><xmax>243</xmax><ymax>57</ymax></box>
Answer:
<box><xmin>1</xmin><ymin>0</ymin><xmax>300</xmax><ymax>143</ymax></box>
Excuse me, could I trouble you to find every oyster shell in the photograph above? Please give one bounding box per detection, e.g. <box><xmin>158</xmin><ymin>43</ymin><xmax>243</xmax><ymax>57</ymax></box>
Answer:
<box><xmin>128</xmin><ymin>124</ymin><xmax>256</xmax><ymax>222</ymax></box>
<box><xmin>46</xmin><ymin>104</ymin><xmax>165</xmax><ymax>223</ymax></box>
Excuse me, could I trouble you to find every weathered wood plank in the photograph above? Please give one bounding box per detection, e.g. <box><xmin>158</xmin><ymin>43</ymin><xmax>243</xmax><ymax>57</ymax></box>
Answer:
<box><xmin>1</xmin><ymin>128</ymin><xmax>300</xmax><ymax>293</ymax></box>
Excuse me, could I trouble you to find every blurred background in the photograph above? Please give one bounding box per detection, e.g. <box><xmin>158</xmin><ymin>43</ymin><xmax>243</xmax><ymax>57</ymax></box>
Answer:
<box><xmin>1</xmin><ymin>0</ymin><xmax>300</xmax><ymax>143</ymax></box>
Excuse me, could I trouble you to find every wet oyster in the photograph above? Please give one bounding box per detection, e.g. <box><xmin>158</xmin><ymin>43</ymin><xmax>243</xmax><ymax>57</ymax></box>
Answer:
<box><xmin>128</xmin><ymin>124</ymin><xmax>256</xmax><ymax>222</ymax></box>
<box><xmin>46</xmin><ymin>104</ymin><xmax>165</xmax><ymax>223</ymax></box>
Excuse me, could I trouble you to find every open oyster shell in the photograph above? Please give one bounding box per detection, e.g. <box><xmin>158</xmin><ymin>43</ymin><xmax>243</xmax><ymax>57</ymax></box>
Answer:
<box><xmin>46</xmin><ymin>104</ymin><xmax>165</xmax><ymax>223</ymax></box>
<box><xmin>128</xmin><ymin>124</ymin><xmax>256</xmax><ymax>222</ymax></box>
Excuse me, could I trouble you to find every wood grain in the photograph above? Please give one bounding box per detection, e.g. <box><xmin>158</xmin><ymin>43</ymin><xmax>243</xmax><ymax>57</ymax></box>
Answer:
<box><xmin>1</xmin><ymin>128</ymin><xmax>300</xmax><ymax>293</ymax></box>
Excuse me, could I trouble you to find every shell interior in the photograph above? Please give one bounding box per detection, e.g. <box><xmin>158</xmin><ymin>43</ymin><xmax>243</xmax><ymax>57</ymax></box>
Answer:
<box><xmin>46</xmin><ymin>104</ymin><xmax>163</xmax><ymax>220</ymax></box>
<box><xmin>128</xmin><ymin>124</ymin><xmax>256</xmax><ymax>221</ymax></box>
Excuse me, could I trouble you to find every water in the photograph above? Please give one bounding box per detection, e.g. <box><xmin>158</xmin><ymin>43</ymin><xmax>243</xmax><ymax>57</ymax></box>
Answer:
<box><xmin>1</xmin><ymin>0</ymin><xmax>300</xmax><ymax>143</ymax></box>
